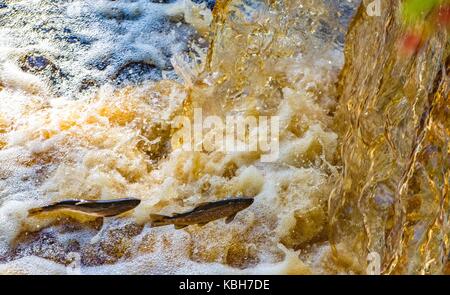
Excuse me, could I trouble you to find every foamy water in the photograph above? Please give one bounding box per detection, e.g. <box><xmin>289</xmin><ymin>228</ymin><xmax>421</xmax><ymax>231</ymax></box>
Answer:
<box><xmin>0</xmin><ymin>0</ymin><xmax>212</xmax><ymax>97</ymax></box>
<box><xmin>0</xmin><ymin>0</ymin><xmax>361</xmax><ymax>274</ymax></box>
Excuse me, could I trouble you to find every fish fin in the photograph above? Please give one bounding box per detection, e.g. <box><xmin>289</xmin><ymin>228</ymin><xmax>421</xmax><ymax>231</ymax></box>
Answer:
<box><xmin>225</xmin><ymin>213</ymin><xmax>237</xmax><ymax>224</ymax></box>
<box><xmin>197</xmin><ymin>222</ymin><xmax>209</xmax><ymax>227</ymax></box>
<box><xmin>149</xmin><ymin>213</ymin><xmax>170</xmax><ymax>227</ymax></box>
<box><xmin>172</xmin><ymin>202</ymin><xmax>212</xmax><ymax>215</ymax></box>
<box><xmin>174</xmin><ymin>224</ymin><xmax>188</xmax><ymax>229</ymax></box>
<box><xmin>193</xmin><ymin>202</ymin><xmax>214</xmax><ymax>211</ymax></box>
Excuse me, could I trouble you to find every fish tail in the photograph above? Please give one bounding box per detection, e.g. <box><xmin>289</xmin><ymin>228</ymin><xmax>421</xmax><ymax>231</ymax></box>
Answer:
<box><xmin>149</xmin><ymin>213</ymin><xmax>170</xmax><ymax>227</ymax></box>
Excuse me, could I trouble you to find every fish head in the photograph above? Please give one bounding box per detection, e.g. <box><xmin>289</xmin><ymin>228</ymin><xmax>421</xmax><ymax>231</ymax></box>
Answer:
<box><xmin>119</xmin><ymin>198</ymin><xmax>141</xmax><ymax>209</ymax></box>
<box><xmin>229</xmin><ymin>197</ymin><xmax>254</xmax><ymax>211</ymax></box>
<box><xmin>102</xmin><ymin>198</ymin><xmax>141</xmax><ymax>216</ymax></box>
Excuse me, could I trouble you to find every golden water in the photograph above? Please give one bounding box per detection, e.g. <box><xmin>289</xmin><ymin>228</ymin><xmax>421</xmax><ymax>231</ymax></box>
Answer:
<box><xmin>330</xmin><ymin>0</ymin><xmax>449</xmax><ymax>274</ymax></box>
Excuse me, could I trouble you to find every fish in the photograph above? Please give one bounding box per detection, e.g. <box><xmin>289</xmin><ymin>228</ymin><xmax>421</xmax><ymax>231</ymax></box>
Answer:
<box><xmin>28</xmin><ymin>198</ymin><xmax>141</xmax><ymax>217</ymax></box>
<box><xmin>149</xmin><ymin>197</ymin><xmax>254</xmax><ymax>229</ymax></box>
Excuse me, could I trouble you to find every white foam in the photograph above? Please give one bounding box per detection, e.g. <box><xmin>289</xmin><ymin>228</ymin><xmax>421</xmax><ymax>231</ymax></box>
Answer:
<box><xmin>0</xmin><ymin>0</ymin><xmax>211</xmax><ymax>98</ymax></box>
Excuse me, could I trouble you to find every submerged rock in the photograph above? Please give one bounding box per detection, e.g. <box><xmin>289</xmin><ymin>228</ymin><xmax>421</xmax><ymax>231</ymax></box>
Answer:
<box><xmin>19</xmin><ymin>53</ymin><xmax>59</xmax><ymax>76</ymax></box>
<box><xmin>23</xmin><ymin>55</ymin><xmax>50</xmax><ymax>71</ymax></box>
<box><xmin>113</xmin><ymin>62</ymin><xmax>163</xmax><ymax>86</ymax></box>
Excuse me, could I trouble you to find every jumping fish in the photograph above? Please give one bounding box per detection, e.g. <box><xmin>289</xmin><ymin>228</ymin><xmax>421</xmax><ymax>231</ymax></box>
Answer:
<box><xmin>149</xmin><ymin>198</ymin><xmax>254</xmax><ymax>229</ymax></box>
<box><xmin>28</xmin><ymin>198</ymin><xmax>141</xmax><ymax>217</ymax></box>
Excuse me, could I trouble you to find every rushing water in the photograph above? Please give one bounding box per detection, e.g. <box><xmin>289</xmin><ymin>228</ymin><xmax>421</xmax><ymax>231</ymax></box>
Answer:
<box><xmin>0</xmin><ymin>0</ymin><xmax>447</xmax><ymax>274</ymax></box>
<box><xmin>330</xmin><ymin>0</ymin><xmax>449</xmax><ymax>274</ymax></box>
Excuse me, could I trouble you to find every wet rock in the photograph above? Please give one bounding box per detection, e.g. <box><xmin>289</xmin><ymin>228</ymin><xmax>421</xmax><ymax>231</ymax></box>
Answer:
<box><xmin>81</xmin><ymin>223</ymin><xmax>144</xmax><ymax>266</ymax></box>
<box><xmin>79</xmin><ymin>78</ymin><xmax>99</xmax><ymax>92</ymax></box>
<box><xmin>81</xmin><ymin>245</ymin><xmax>112</xmax><ymax>266</ymax></box>
<box><xmin>11</xmin><ymin>219</ymin><xmax>103</xmax><ymax>265</ymax></box>
<box><xmin>33</xmin><ymin>21</ymin><xmax>57</xmax><ymax>34</ymax></box>
<box><xmin>192</xmin><ymin>0</ymin><xmax>216</xmax><ymax>10</ymax></box>
<box><xmin>54</xmin><ymin>33</ymin><xmax>90</xmax><ymax>45</ymax></box>
<box><xmin>94</xmin><ymin>60</ymin><xmax>109</xmax><ymax>71</ymax></box>
<box><xmin>66</xmin><ymin>35</ymin><xmax>90</xmax><ymax>45</ymax></box>
<box><xmin>26</xmin><ymin>55</ymin><xmax>49</xmax><ymax>71</ymax></box>
<box><xmin>87</xmin><ymin>54</ymin><xmax>111</xmax><ymax>72</ymax></box>
<box><xmin>100</xmin><ymin>7</ymin><xmax>142</xmax><ymax>21</ymax></box>
<box><xmin>13</xmin><ymin>231</ymin><xmax>70</xmax><ymax>265</ymax></box>
<box><xmin>19</xmin><ymin>54</ymin><xmax>53</xmax><ymax>73</ymax></box>
<box><xmin>66</xmin><ymin>239</ymin><xmax>81</xmax><ymax>253</ymax></box>
<box><xmin>66</xmin><ymin>35</ymin><xmax>79</xmax><ymax>43</ymax></box>
<box><xmin>1</xmin><ymin>0</ymin><xmax>200</xmax><ymax>98</ymax></box>
<box><xmin>19</xmin><ymin>53</ymin><xmax>63</xmax><ymax>91</ymax></box>
<box><xmin>113</xmin><ymin>62</ymin><xmax>162</xmax><ymax>86</ymax></box>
